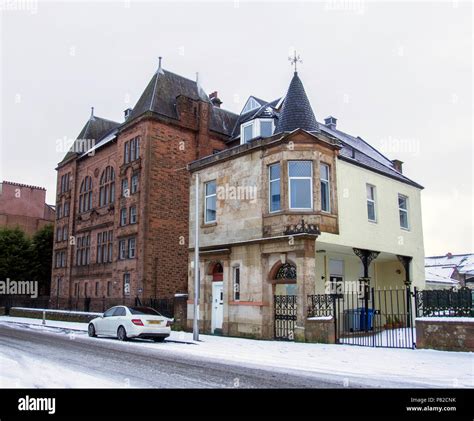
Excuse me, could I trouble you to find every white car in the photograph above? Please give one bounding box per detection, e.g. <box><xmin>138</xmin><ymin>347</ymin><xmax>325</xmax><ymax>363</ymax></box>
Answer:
<box><xmin>88</xmin><ymin>306</ymin><xmax>172</xmax><ymax>342</ymax></box>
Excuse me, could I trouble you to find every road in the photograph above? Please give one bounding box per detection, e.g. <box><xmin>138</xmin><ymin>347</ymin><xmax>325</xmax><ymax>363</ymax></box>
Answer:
<box><xmin>0</xmin><ymin>323</ymin><xmax>355</xmax><ymax>388</ymax></box>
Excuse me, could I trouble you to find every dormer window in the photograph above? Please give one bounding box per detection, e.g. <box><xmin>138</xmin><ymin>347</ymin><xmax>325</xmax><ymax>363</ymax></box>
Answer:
<box><xmin>240</xmin><ymin>118</ymin><xmax>275</xmax><ymax>144</ymax></box>
<box><xmin>242</xmin><ymin>121</ymin><xmax>254</xmax><ymax>143</ymax></box>
<box><xmin>242</xmin><ymin>97</ymin><xmax>261</xmax><ymax>114</ymax></box>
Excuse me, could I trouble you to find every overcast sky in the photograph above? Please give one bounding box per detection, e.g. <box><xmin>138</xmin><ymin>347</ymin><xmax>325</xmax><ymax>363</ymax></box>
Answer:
<box><xmin>0</xmin><ymin>0</ymin><xmax>472</xmax><ymax>256</ymax></box>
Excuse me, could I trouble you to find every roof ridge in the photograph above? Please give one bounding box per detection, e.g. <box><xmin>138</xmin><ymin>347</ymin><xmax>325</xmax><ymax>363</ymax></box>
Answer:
<box><xmin>162</xmin><ymin>68</ymin><xmax>200</xmax><ymax>86</ymax></box>
<box><xmin>149</xmin><ymin>71</ymin><xmax>160</xmax><ymax>112</ymax></box>
<box><xmin>355</xmin><ymin>134</ymin><xmax>397</xmax><ymax>168</ymax></box>
<box><xmin>92</xmin><ymin>115</ymin><xmax>121</xmax><ymax>125</ymax></box>
<box><xmin>329</xmin><ymin>126</ymin><xmax>394</xmax><ymax>166</ymax></box>
<box><xmin>212</xmin><ymin>106</ymin><xmax>239</xmax><ymax>117</ymax></box>
<box><xmin>2</xmin><ymin>180</ymin><xmax>46</xmax><ymax>190</ymax></box>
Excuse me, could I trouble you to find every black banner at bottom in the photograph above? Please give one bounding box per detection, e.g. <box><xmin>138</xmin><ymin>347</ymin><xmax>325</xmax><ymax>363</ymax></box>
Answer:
<box><xmin>1</xmin><ymin>388</ymin><xmax>472</xmax><ymax>420</ymax></box>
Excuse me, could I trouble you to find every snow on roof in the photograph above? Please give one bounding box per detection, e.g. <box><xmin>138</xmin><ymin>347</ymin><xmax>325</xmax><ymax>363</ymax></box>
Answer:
<box><xmin>425</xmin><ymin>266</ymin><xmax>458</xmax><ymax>284</ymax></box>
<box><xmin>425</xmin><ymin>253</ymin><xmax>473</xmax><ymax>267</ymax></box>
<box><xmin>457</xmin><ymin>254</ymin><xmax>474</xmax><ymax>275</ymax></box>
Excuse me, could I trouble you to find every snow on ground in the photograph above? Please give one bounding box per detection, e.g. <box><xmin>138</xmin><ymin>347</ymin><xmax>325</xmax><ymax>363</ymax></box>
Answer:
<box><xmin>0</xmin><ymin>345</ymin><xmax>123</xmax><ymax>388</ymax></box>
<box><xmin>12</xmin><ymin>307</ymin><xmax>102</xmax><ymax>316</ymax></box>
<box><xmin>1</xmin><ymin>316</ymin><xmax>89</xmax><ymax>332</ymax></box>
<box><xmin>0</xmin><ymin>316</ymin><xmax>473</xmax><ymax>388</ymax></box>
<box><xmin>416</xmin><ymin>317</ymin><xmax>474</xmax><ymax>323</ymax></box>
<box><xmin>339</xmin><ymin>327</ymin><xmax>416</xmax><ymax>347</ymax></box>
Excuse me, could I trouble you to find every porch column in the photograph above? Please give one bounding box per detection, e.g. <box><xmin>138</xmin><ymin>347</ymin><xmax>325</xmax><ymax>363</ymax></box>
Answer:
<box><xmin>396</xmin><ymin>255</ymin><xmax>413</xmax><ymax>286</ymax></box>
<box><xmin>353</xmin><ymin>248</ymin><xmax>380</xmax><ymax>332</ymax></box>
<box><xmin>397</xmin><ymin>254</ymin><xmax>413</xmax><ymax>328</ymax></box>
<box><xmin>353</xmin><ymin>248</ymin><xmax>380</xmax><ymax>282</ymax></box>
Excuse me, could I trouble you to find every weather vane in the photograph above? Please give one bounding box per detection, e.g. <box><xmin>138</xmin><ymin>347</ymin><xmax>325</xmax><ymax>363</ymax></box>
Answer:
<box><xmin>288</xmin><ymin>50</ymin><xmax>302</xmax><ymax>73</ymax></box>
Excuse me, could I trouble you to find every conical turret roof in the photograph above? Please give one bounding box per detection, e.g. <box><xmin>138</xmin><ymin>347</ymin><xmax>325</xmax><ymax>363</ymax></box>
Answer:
<box><xmin>275</xmin><ymin>72</ymin><xmax>319</xmax><ymax>134</ymax></box>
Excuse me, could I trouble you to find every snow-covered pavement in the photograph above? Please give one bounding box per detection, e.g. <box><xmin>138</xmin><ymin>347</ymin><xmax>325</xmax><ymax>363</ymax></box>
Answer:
<box><xmin>0</xmin><ymin>316</ymin><xmax>472</xmax><ymax>388</ymax></box>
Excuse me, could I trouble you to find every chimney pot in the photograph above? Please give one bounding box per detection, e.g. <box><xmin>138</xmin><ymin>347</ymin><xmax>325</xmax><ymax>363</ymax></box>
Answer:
<box><xmin>324</xmin><ymin>116</ymin><xmax>337</xmax><ymax>130</ymax></box>
<box><xmin>124</xmin><ymin>108</ymin><xmax>132</xmax><ymax>120</ymax></box>
<box><xmin>209</xmin><ymin>91</ymin><xmax>222</xmax><ymax>108</ymax></box>
<box><xmin>392</xmin><ymin>159</ymin><xmax>404</xmax><ymax>173</ymax></box>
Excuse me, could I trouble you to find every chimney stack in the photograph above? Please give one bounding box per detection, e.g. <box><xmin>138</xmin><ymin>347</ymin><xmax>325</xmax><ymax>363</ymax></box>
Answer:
<box><xmin>392</xmin><ymin>159</ymin><xmax>403</xmax><ymax>173</ymax></box>
<box><xmin>324</xmin><ymin>116</ymin><xmax>337</xmax><ymax>130</ymax></box>
<box><xmin>124</xmin><ymin>108</ymin><xmax>132</xmax><ymax>120</ymax></box>
<box><xmin>209</xmin><ymin>91</ymin><xmax>222</xmax><ymax>108</ymax></box>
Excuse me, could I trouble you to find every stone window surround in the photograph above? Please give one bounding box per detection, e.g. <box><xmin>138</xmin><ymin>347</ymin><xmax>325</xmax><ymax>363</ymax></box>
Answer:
<box><xmin>262</xmin><ymin>152</ymin><xmax>338</xmax><ymax>219</ymax></box>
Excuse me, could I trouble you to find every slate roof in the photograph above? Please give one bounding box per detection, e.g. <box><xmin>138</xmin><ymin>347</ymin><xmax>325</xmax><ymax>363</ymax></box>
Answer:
<box><xmin>127</xmin><ymin>67</ymin><xmax>237</xmax><ymax>137</ymax></box>
<box><xmin>210</xmin><ymin>106</ymin><xmax>239</xmax><ymax>137</ymax></box>
<box><xmin>274</xmin><ymin>72</ymin><xmax>319</xmax><ymax>134</ymax></box>
<box><xmin>60</xmin><ymin>67</ymin><xmax>423</xmax><ymax>191</ymax></box>
<box><xmin>320</xmin><ymin>125</ymin><xmax>423</xmax><ymax>188</ymax></box>
<box><xmin>127</xmin><ymin>68</ymin><xmax>208</xmax><ymax>121</ymax></box>
<box><xmin>59</xmin><ymin>115</ymin><xmax>121</xmax><ymax>165</ymax></box>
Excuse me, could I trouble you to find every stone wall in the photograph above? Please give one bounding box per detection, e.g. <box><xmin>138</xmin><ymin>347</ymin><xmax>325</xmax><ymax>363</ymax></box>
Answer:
<box><xmin>416</xmin><ymin>318</ymin><xmax>474</xmax><ymax>351</ymax></box>
<box><xmin>304</xmin><ymin>317</ymin><xmax>335</xmax><ymax>344</ymax></box>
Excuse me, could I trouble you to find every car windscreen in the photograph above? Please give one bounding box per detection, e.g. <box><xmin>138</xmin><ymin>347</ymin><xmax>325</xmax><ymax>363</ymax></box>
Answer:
<box><xmin>128</xmin><ymin>307</ymin><xmax>162</xmax><ymax>316</ymax></box>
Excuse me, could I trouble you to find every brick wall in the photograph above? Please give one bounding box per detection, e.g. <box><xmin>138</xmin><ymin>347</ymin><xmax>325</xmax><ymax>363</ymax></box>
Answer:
<box><xmin>0</xmin><ymin>181</ymin><xmax>54</xmax><ymax>236</ymax></box>
<box><xmin>51</xmin><ymin>97</ymin><xmax>227</xmax><ymax>307</ymax></box>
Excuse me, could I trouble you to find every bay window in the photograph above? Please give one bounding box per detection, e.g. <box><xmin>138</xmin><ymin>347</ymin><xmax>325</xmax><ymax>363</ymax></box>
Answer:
<box><xmin>269</xmin><ymin>163</ymin><xmax>281</xmax><ymax>212</ymax></box>
<box><xmin>288</xmin><ymin>161</ymin><xmax>313</xmax><ymax>210</ymax></box>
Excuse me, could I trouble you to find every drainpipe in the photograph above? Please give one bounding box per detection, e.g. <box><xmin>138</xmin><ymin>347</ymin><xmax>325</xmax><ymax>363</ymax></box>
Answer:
<box><xmin>193</xmin><ymin>173</ymin><xmax>200</xmax><ymax>341</ymax></box>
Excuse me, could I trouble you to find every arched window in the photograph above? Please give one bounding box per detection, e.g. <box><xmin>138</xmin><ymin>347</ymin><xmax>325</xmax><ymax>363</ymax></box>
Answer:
<box><xmin>275</xmin><ymin>263</ymin><xmax>297</xmax><ymax>281</ymax></box>
<box><xmin>79</xmin><ymin>176</ymin><xmax>93</xmax><ymax>213</ymax></box>
<box><xmin>99</xmin><ymin>166</ymin><xmax>115</xmax><ymax>207</ymax></box>
<box><xmin>212</xmin><ymin>262</ymin><xmax>223</xmax><ymax>282</ymax></box>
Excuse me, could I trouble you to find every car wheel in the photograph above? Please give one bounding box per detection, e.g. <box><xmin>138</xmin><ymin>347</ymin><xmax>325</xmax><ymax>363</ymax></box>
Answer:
<box><xmin>152</xmin><ymin>337</ymin><xmax>165</xmax><ymax>343</ymax></box>
<box><xmin>117</xmin><ymin>326</ymin><xmax>128</xmax><ymax>341</ymax></box>
<box><xmin>88</xmin><ymin>323</ymin><xmax>96</xmax><ymax>337</ymax></box>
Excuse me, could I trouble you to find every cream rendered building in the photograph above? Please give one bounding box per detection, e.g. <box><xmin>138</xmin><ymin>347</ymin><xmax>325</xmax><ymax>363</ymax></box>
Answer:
<box><xmin>187</xmin><ymin>71</ymin><xmax>425</xmax><ymax>341</ymax></box>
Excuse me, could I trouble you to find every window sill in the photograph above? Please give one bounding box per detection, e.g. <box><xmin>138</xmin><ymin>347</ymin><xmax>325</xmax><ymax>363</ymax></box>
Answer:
<box><xmin>228</xmin><ymin>300</ymin><xmax>268</xmax><ymax>307</ymax></box>
<box><xmin>202</xmin><ymin>222</ymin><xmax>217</xmax><ymax>228</ymax></box>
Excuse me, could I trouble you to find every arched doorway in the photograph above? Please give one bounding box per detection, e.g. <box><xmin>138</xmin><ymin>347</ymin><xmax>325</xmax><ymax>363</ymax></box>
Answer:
<box><xmin>270</xmin><ymin>261</ymin><xmax>297</xmax><ymax>340</ymax></box>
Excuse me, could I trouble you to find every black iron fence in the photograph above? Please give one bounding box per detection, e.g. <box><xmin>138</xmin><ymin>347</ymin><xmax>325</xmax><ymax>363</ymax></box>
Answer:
<box><xmin>308</xmin><ymin>285</ymin><xmax>415</xmax><ymax>349</ymax></box>
<box><xmin>137</xmin><ymin>297</ymin><xmax>174</xmax><ymax>319</ymax></box>
<box><xmin>0</xmin><ymin>295</ymin><xmax>51</xmax><ymax>313</ymax></box>
<box><xmin>414</xmin><ymin>287</ymin><xmax>473</xmax><ymax>317</ymax></box>
<box><xmin>307</xmin><ymin>294</ymin><xmax>335</xmax><ymax>317</ymax></box>
<box><xmin>308</xmin><ymin>286</ymin><xmax>474</xmax><ymax>349</ymax></box>
<box><xmin>0</xmin><ymin>294</ymin><xmax>175</xmax><ymax>317</ymax></box>
<box><xmin>274</xmin><ymin>295</ymin><xmax>297</xmax><ymax>340</ymax></box>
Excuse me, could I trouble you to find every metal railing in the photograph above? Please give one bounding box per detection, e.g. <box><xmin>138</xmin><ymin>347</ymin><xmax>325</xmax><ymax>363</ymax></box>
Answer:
<box><xmin>414</xmin><ymin>287</ymin><xmax>473</xmax><ymax>317</ymax></box>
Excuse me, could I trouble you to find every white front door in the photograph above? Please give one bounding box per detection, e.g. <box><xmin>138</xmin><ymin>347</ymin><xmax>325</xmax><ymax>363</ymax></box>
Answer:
<box><xmin>211</xmin><ymin>281</ymin><xmax>224</xmax><ymax>333</ymax></box>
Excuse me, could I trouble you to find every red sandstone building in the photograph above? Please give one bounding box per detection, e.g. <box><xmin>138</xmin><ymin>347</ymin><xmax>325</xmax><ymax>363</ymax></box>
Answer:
<box><xmin>0</xmin><ymin>181</ymin><xmax>55</xmax><ymax>236</ymax></box>
<box><xmin>51</xmin><ymin>62</ymin><xmax>238</xmax><ymax>310</ymax></box>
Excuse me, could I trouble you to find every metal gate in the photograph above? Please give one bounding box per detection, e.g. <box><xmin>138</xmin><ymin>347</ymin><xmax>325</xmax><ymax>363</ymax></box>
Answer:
<box><xmin>274</xmin><ymin>295</ymin><xmax>297</xmax><ymax>340</ymax></box>
<box><xmin>308</xmin><ymin>285</ymin><xmax>415</xmax><ymax>349</ymax></box>
<box><xmin>334</xmin><ymin>285</ymin><xmax>415</xmax><ymax>349</ymax></box>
